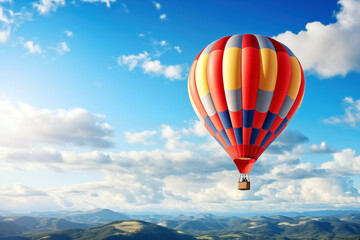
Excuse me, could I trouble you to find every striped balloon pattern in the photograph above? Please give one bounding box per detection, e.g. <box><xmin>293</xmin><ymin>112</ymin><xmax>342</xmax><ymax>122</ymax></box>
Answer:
<box><xmin>188</xmin><ymin>34</ymin><xmax>305</xmax><ymax>174</ymax></box>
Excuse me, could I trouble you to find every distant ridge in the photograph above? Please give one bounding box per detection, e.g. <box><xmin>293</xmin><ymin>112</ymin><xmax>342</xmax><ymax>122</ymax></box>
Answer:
<box><xmin>0</xmin><ymin>216</ymin><xmax>93</xmax><ymax>237</ymax></box>
<box><xmin>31</xmin><ymin>220</ymin><xmax>196</xmax><ymax>240</ymax></box>
<box><xmin>3</xmin><ymin>208</ymin><xmax>360</xmax><ymax>219</ymax></box>
<box><xmin>1</xmin><ymin>211</ymin><xmax>360</xmax><ymax>239</ymax></box>
<box><xmin>60</xmin><ymin>208</ymin><xmax>131</xmax><ymax>224</ymax></box>
<box><xmin>160</xmin><ymin>213</ymin><xmax>360</xmax><ymax>239</ymax></box>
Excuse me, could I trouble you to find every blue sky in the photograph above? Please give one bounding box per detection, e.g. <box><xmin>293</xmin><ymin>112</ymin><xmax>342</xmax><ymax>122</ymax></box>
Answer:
<box><xmin>0</xmin><ymin>0</ymin><xmax>360</xmax><ymax>214</ymax></box>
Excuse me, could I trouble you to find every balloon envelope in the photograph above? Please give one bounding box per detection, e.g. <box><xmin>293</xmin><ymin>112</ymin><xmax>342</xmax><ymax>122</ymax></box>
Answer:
<box><xmin>188</xmin><ymin>34</ymin><xmax>305</xmax><ymax>174</ymax></box>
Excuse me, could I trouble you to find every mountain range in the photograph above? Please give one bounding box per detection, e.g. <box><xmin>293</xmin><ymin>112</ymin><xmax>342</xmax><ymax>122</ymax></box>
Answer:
<box><xmin>0</xmin><ymin>220</ymin><xmax>195</xmax><ymax>240</ymax></box>
<box><xmin>0</xmin><ymin>209</ymin><xmax>360</xmax><ymax>239</ymax></box>
<box><xmin>159</xmin><ymin>213</ymin><xmax>360</xmax><ymax>239</ymax></box>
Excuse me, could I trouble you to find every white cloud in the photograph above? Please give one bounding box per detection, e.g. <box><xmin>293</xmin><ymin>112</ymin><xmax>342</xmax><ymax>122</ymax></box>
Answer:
<box><xmin>33</xmin><ymin>0</ymin><xmax>65</xmax><ymax>15</ymax></box>
<box><xmin>274</xmin><ymin>0</ymin><xmax>360</xmax><ymax>77</ymax></box>
<box><xmin>1</xmin><ymin>148</ymin><xmax>63</xmax><ymax>164</ymax></box>
<box><xmin>160</xmin><ymin>124</ymin><xmax>181</xmax><ymax>150</ymax></box>
<box><xmin>56</xmin><ymin>41</ymin><xmax>70</xmax><ymax>54</ymax></box>
<box><xmin>321</xmin><ymin>148</ymin><xmax>360</xmax><ymax>175</ymax></box>
<box><xmin>142</xmin><ymin>60</ymin><xmax>182</xmax><ymax>80</ymax></box>
<box><xmin>0</xmin><ymin>28</ymin><xmax>10</xmax><ymax>43</ymax></box>
<box><xmin>0</xmin><ymin>121</ymin><xmax>226</xmax><ymax>176</ymax></box>
<box><xmin>159</xmin><ymin>40</ymin><xmax>167</xmax><ymax>46</ymax></box>
<box><xmin>158</xmin><ymin>124</ymin><xmax>213</xmax><ymax>153</ymax></box>
<box><xmin>310</xmin><ymin>141</ymin><xmax>335</xmax><ymax>154</ymax></box>
<box><xmin>138</xmin><ymin>33</ymin><xmax>145</xmax><ymax>37</ymax></box>
<box><xmin>255</xmin><ymin>177</ymin><xmax>359</xmax><ymax>207</ymax></box>
<box><xmin>24</xmin><ymin>40</ymin><xmax>42</xmax><ymax>54</ymax></box>
<box><xmin>0</xmin><ymin>184</ymin><xmax>47</xmax><ymax>197</ymax></box>
<box><xmin>0</xmin><ymin>6</ymin><xmax>12</xmax><ymax>23</ymax></box>
<box><xmin>159</xmin><ymin>13</ymin><xmax>166</xmax><ymax>20</ymax></box>
<box><xmin>0</xmin><ymin>6</ymin><xmax>32</xmax><ymax>44</ymax></box>
<box><xmin>0</xmin><ymin>6</ymin><xmax>12</xmax><ymax>43</ymax></box>
<box><xmin>124</xmin><ymin>130</ymin><xmax>157</xmax><ymax>145</ymax></box>
<box><xmin>174</xmin><ymin>46</ymin><xmax>181</xmax><ymax>53</ymax></box>
<box><xmin>182</xmin><ymin>120</ymin><xmax>207</xmax><ymax>137</ymax></box>
<box><xmin>80</xmin><ymin>0</ymin><xmax>116</xmax><ymax>8</ymax></box>
<box><xmin>2</xmin><ymin>170</ymin><xmax>359</xmax><ymax>212</ymax></box>
<box><xmin>117</xmin><ymin>51</ymin><xmax>150</xmax><ymax>70</ymax></box>
<box><xmin>118</xmin><ymin>51</ymin><xmax>183</xmax><ymax>80</ymax></box>
<box><xmin>152</xmin><ymin>1</ymin><xmax>161</xmax><ymax>10</ymax></box>
<box><xmin>0</xmin><ymin>118</ymin><xmax>360</xmax><ymax>212</ymax></box>
<box><xmin>65</xmin><ymin>30</ymin><xmax>73</xmax><ymax>37</ymax></box>
<box><xmin>324</xmin><ymin>97</ymin><xmax>360</xmax><ymax>127</ymax></box>
<box><xmin>0</xmin><ymin>100</ymin><xmax>114</xmax><ymax>148</ymax></box>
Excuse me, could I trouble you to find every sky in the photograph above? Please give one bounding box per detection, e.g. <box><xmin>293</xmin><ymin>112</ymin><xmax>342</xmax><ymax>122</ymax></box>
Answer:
<box><xmin>0</xmin><ymin>0</ymin><xmax>360</xmax><ymax>214</ymax></box>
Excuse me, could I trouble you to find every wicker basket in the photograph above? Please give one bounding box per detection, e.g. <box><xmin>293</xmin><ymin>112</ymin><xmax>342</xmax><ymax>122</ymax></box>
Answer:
<box><xmin>238</xmin><ymin>181</ymin><xmax>250</xmax><ymax>190</ymax></box>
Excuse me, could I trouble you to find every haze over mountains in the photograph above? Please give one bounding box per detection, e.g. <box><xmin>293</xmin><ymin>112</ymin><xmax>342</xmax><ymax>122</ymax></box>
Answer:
<box><xmin>0</xmin><ymin>209</ymin><xmax>360</xmax><ymax>239</ymax></box>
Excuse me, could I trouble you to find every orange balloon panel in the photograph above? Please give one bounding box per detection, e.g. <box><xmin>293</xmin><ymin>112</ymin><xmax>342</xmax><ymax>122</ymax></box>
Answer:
<box><xmin>188</xmin><ymin>34</ymin><xmax>305</xmax><ymax>174</ymax></box>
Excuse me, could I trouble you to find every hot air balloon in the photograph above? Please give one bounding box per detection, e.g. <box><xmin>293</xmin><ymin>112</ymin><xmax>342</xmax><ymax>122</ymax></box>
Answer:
<box><xmin>188</xmin><ymin>34</ymin><xmax>305</xmax><ymax>190</ymax></box>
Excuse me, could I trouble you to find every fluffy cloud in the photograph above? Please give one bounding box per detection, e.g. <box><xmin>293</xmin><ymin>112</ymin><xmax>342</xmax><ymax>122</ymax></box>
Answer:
<box><xmin>118</xmin><ymin>51</ymin><xmax>183</xmax><ymax>80</ymax></box>
<box><xmin>310</xmin><ymin>141</ymin><xmax>335</xmax><ymax>154</ymax></box>
<box><xmin>0</xmin><ymin>184</ymin><xmax>47</xmax><ymax>197</ymax></box>
<box><xmin>142</xmin><ymin>60</ymin><xmax>182</xmax><ymax>80</ymax></box>
<box><xmin>24</xmin><ymin>41</ymin><xmax>42</xmax><ymax>54</ymax></box>
<box><xmin>255</xmin><ymin>177</ymin><xmax>360</xmax><ymax>207</ymax></box>
<box><xmin>56</xmin><ymin>41</ymin><xmax>70</xmax><ymax>54</ymax></box>
<box><xmin>0</xmin><ymin>6</ymin><xmax>31</xmax><ymax>43</ymax></box>
<box><xmin>0</xmin><ymin>27</ymin><xmax>10</xmax><ymax>43</ymax></box>
<box><xmin>0</xmin><ymin>7</ymin><xmax>10</xmax><ymax>42</ymax></box>
<box><xmin>0</xmin><ymin>6</ymin><xmax>12</xmax><ymax>23</ymax></box>
<box><xmin>0</xmin><ymin>115</ymin><xmax>359</xmax><ymax>212</ymax></box>
<box><xmin>159</xmin><ymin>13</ymin><xmax>166</xmax><ymax>20</ymax></box>
<box><xmin>118</xmin><ymin>51</ymin><xmax>150</xmax><ymax>70</ymax></box>
<box><xmin>274</xmin><ymin>0</ymin><xmax>360</xmax><ymax>77</ymax></box>
<box><xmin>260</xmin><ymin>161</ymin><xmax>327</xmax><ymax>180</ymax></box>
<box><xmin>321</xmin><ymin>148</ymin><xmax>360</xmax><ymax>175</ymax></box>
<box><xmin>33</xmin><ymin>0</ymin><xmax>116</xmax><ymax>15</ymax></box>
<box><xmin>33</xmin><ymin>0</ymin><xmax>65</xmax><ymax>15</ymax></box>
<box><xmin>0</xmin><ymin>121</ymin><xmax>230</xmax><ymax>176</ymax></box>
<box><xmin>2</xmin><ymin>170</ymin><xmax>359</xmax><ymax>212</ymax></box>
<box><xmin>80</xmin><ymin>0</ymin><xmax>116</xmax><ymax>8</ymax></box>
<box><xmin>152</xmin><ymin>1</ymin><xmax>166</xmax><ymax>21</ymax></box>
<box><xmin>0</xmin><ymin>100</ymin><xmax>114</xmax><ymax>148</ymax></box>
<box><xmin>124</xmin><ymin>130</ymin><xmax>157</xmax><ymax>145</ymax></box>
<box><xmin>65</xmin><ymin>30</ymin><xmax>73</xmax><ymax>37</ymax></box>
<box><xmin>152</xmin><ymin>1</ymin><xmax>161</xmax><ymax>10</ymax></box>
<box><xmin>324</xmin><ymin>97</ymin><xmax>360</xmax><ymax>127</ymax></box>
<box><xmin>154</xmin><ymin>40</ymin><xmax>167</xmax><ymax>46</ymax></box>
<box><xmin>1</xmin><ymin>148</ymin><xmax>63</xmax><ymax>164</ymax></box>
<box><xmin>182</xmin><ymin>120</ymin><xmax>208</xmax><ymax>137</ymax></box>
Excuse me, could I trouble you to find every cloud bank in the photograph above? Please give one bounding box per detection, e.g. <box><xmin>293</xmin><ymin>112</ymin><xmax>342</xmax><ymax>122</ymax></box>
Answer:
<box><xmin>0</xmin><ymin>103</ymin><xmax>358</xmax><ymax>212</ymax></box>
<box><xmin>274</xmin><ymin>0</ymin><xmax>360</xmax><ymax>77</ymax></box>
<box><xmin>0</xmin><ymin>100</ymin><xmax>114</xmax><ymax>148</ymax></box>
